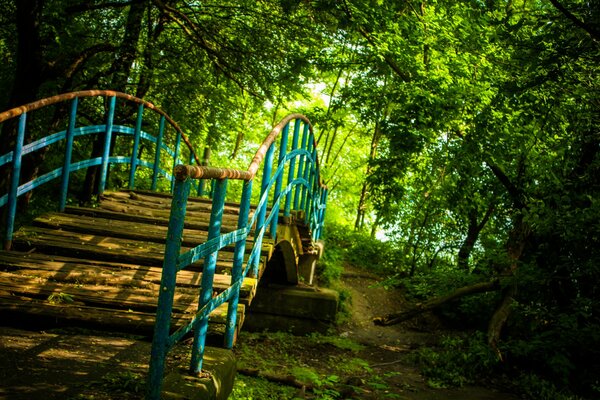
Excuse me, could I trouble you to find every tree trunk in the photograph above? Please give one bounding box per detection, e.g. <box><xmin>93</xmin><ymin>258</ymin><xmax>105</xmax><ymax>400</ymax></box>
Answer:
<box><xmin>81</xmin><ymin>1</ymin><xmax>146</xmax><ymax>201</ymax></box>
<box><xmin>373</xmin><ymin>279</ymin><xmax>501</xmax><ymax>326</ymax></box>
<box><xmin>354</xmin><ymin>117</ymin><xmax>383</xmax><ymax>230</ymax></box>
<box><xmin>457</xmin><ymin>203</ymin><xmax>494</xmax><ymax>270</ymax></box>
<box><xmin>0</xmin><ymin>0</ymin><xmax>46</xmax><ymax>202</ymax></box>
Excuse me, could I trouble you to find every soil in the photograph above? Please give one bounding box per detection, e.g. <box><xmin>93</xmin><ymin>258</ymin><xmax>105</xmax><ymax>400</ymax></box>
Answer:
<box><xmin>335</xmin><ymin>264</ymin><xmax>520</xmax><ymax>400</ymax></box>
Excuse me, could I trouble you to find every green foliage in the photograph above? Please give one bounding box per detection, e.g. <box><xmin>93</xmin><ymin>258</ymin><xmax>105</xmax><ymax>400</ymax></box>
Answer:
<box><xmin>230</xmin><ymin>375</ymin><xmax>297</xmax><ymax>400</ymax></box>
<box><xmin>321</xmin><ymin>223</ymin><xmax>401</xmax><ymax>277</ymax></box>
<box><xmin>412</xmin><ymin>332</ymin><xmax>499</xmax><ymax>388</ymax></box>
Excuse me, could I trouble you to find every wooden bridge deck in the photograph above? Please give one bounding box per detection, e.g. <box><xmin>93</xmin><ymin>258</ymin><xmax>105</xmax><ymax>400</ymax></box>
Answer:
<box><xmin>0</xmin><ymin>190</ymin><xmax>273</xmax><ymax>345</ymax></box>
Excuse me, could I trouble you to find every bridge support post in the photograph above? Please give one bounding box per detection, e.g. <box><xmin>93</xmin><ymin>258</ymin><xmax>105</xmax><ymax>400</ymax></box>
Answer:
<box><xmin>191</xmin><ymin>178</ymin><xmax>228</xmax><ymax>374</ymax></box>
<box><xmin>147</xmin><ymin>177</ymin><xmax>191</xmax><ymax>400</ymax></box>
<box><xmin>59</xmin><ymin>97</ymin><xmax>78</xmax><ymax>212</ymax></box>
<box><xmin>3</xmin><ymin>113</ymin><xmax>26</xmax><ymax>251</ymax></box>
<box><xmin>225</xmin><ymin>179</ymin><xmax>253</xmax><ymax>348</ymax></box>
<box><xmin>98</xmin><ymin>96</ymin><xmax>116</xmax><ymax>195</ymax></box>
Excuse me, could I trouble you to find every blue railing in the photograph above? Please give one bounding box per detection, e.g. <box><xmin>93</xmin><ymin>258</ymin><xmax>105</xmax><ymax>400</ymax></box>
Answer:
<box><xmin>0</xmin><ymin>90</ymin><xmax>201</xmax><ymax>250</ymax></box>
<box><xmin>0</xmin><ymin>92</ymin><xmax>328</xmax><ymax>399</ymax></box>
<box><xmin>146</xmin><ymin>113</ymin><xmax>328</xmax><ymax>399</ymax></box>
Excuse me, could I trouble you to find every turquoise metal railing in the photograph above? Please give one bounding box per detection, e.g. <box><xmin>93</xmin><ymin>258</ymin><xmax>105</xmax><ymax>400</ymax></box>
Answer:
<box><xmin>0</xmin><ymin>93</ymin><xmax>328</xmax><ymax>399</ymax></box>
<box><xmin>146</xmin><ymin>114</ymin><xmax>328</xmax><ymax>399</ymax></box>
<box><xmin>0</xmin><ymin>90</ymin><xmax>201</xmax><ymax>250</ymax></box>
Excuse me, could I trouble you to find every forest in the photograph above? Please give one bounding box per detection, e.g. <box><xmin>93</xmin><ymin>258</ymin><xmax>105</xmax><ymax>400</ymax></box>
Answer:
<box><xmin>0</xmin><ymin>0</ymin><xmax>598</xmax><ymax>399</ymax></box>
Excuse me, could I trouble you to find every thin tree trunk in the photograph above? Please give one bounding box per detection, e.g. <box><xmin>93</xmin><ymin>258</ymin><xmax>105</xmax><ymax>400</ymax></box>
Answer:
<box><xmin>457</xmin><ymin>203</ymin><xmax>495</xmax><ymax>270</ymax></box>
<box><xmin>374</xmin><ymin>279</ymin><xmax>501</xmax><ymax>326</ymax></box>
<box><xmin>81</xmin><ymin>1</ymin><xmax>146</xmax><ymax>201</ymax></box>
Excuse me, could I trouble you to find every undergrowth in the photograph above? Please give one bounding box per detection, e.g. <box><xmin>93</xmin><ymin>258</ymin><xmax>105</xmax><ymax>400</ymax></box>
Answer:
<box><xmin>231</xmin><ymin>331</ymin><xmax>400</xmax><ymax>400</ymax></box>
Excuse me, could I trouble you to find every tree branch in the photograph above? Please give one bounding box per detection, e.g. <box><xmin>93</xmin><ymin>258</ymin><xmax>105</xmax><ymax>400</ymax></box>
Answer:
<box><xmin>547</xmin><ymin>0</ymin><xmax>600</xmax><ymax>41</ymax></box>
<box><xmin>373</xmin><ymin>279</ymin><xmax>501</xmax><ymax>326</ymax></box>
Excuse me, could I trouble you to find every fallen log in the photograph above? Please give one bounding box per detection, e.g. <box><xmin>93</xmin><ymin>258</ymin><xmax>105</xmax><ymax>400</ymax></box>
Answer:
<box><xmin>237</xmin><ymin>367</ymin><xmax>313</xmax><ymax>390</ymax></box>
<box><xmin>373</xmin><ymin>278</ymin><xmax>501</xmax><ymax>326</ymax></box>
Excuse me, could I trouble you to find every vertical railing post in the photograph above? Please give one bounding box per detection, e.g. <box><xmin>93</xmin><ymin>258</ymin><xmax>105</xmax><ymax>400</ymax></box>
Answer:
<box><xmin>294</xmin><ymin>123</ymin><xmax>309</xmax><ymax>211</ymax></box>
<box><xmin>284</xmin><ymin>120</ymin><xmax>301</xmax><ymax>217</ymax></box>
<box><xmin>270</xmin><ymin>123</ymin><xmax>289</xmax><ymax>239</ymax></box>
<box><xmin>307</xmin><ymin>146</ymin><xmax>319</xmax><ymax>231</ymax></box>
<box><xmin>171</xmin><ymin>132</ymin><xmax>182</xmax><ymax>193</ymax></box>
<box><xmin>129</xmin><ymin>104</ymin><xmax>144</xmax><ymax>190</ymax></box>
<box><xmin>147</xmin><ymin>177</ymin><xmax>191</xmax><ymax>400</ymax></box>
<box><xmin>225</xmin><ymin>179</ymin><xmax>253</xmax><ymax>348</ymax></box>
<box><xmin>300</xmin><ymin>136</ymin><xmax>313</xmax><ymax>217</ymax></box>
<box><xmin>253</xmin><ymin>142</ymin><xmax>275</xmax><ymax>277</ymax></box>
<box><xmin>59</xmin><ymin>97</ymin><xmax>78</xmax><ymax>212</ymax></box>
<box><xmin>191</xmin><ymin>178</ymin><xmax>228</xmax><ymax>373</ymax></box>
<box><xmin>151</xmin><ymin>116</ymin><xmax>165</xmax><ymax>191</ymax></box>
<box><xmin>316</xmin><ymin>188</ymin><xmax>328</xmax><ymax>240</ymax></box>
<box><xmin>98</xmin><ymin>96</ymin><xmax>116</xmax><ymax>195</ymax></box>
<box><xmin>3</xmin><ymin>113</ymin><xmax>27</xmax><ymax>251</ymax></box>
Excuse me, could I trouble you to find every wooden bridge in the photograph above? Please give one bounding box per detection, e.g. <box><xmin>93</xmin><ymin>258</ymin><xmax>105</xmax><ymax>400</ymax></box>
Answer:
<box><xmin>0</xmin><ymin>91</ymin><xmax>328</xmax><ymax>399</ymax></box>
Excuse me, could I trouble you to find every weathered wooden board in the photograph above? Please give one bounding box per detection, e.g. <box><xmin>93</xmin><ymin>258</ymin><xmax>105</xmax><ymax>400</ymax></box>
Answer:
<box><xmin>0</xmin><ymin>189</ymin><xmax>274</xmax><ymax>346</ymax></box>
<box><xmin>0</xmin><ymin>296</ymin><xmax>245</xmax><ymax>343</ymax></box>
<box><xmin>12</xmin><ymin>226</ymin><xmax>268</xmax><ymax>273</ymax></box>
<box><xmin>0</xmin><ymin>251</ymin><xmax>257</xmax><ymax>302</ymax></box>
<box><xmin>33</xmin><ymin>212</ymin><xmax>270</xmax><ymax>255</ymax></box>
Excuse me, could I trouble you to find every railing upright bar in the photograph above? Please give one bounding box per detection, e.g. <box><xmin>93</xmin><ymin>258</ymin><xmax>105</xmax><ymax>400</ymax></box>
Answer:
<box><xmin>306</xmin><ymin>146</ymin><xmax>318</xmax><ymax>230</ymax></box>
<box><xmin>151</xmin><ymin>116</ymin><xmax>165</xmax><ymax>191</ymax></box>
<box><xmin>171</xmin><ymin>131</ymin><xmax>182</xmax><ymax>193</ymax></box>
<box><xmin>191</xmin><ymin>178</ymin><xmax>228</xmax><ymax>374</ymax></box>
<box><xmin>98</xmin><ymin>96</ymin><xmax>116</xmax><ymax>195</ymax></box>
<box><xmin>224</xmin><ymin>179</ymin><xmax>253</xmax><ymax>348</ymax></box>
<box><xmin>252</xmin><ymin>142</ymin><xmax>275</xmax><ymax>277</ymax></box>
<box><xmin>294</xmin><ymin>123</ymin><xmax>309</xmax><ymax>211</ymax></box>
<box><xmin>300</xmin><ymin>135</ymin><xmax>313</xmax><ymax>215</ymax></box>
<box><xmin>129</xmin><ymin>104</ymin><xmax>144</xmax><ymax>189</ymax></box>
<box><xmin>59</xmin><ymin>97</ymin><xmax>78</xmax><ymax>211</ymax></box>
<box><xmin>3</xmin><ymin>113</ymin><xmax>27</xmax><ymax>251</ymax></box>
<box><xmin>285</xmin><ymin>120</ymin><xmax>301</xmax><ymax>217</ymax></box>
<box><xmin>270</xmin><ymin>123</ymin><xmax>290</xmax><ymax>239</ymax></box>
<box><xmin>316</xmin><ymin>188</ymin><xmax>328</xmax><ymax>240</ymax></box>
<box><xmin>146</xmin><ymin>177</ymin><xmax>191</xmax><ymax>400</ymax></box>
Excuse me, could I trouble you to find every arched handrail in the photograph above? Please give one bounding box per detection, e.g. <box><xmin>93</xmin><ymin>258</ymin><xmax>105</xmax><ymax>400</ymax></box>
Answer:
<box><xmin>0</xmin><ymin>90</ymin><xmax>201</xmax><ymax>250</ymax></box>
<box><xmin>0</xmin><ymin>90</ymin><xmax>200</xmax><ymax>164</ymax></box>
<box><xmin>147</xmin><ymin>113</ymin><xmax>329</xmax><ymax>399</ymax></box>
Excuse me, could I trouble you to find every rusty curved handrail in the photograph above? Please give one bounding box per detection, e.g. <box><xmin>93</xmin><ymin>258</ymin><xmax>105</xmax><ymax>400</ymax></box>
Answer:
<box><xmin>173</xmin><ymin>113</ymin><xmax>327</xmax><ymax>189</ymax></box>
<box><xmin>0</xmin><ymin>90</ymin><xmax>201</xmax><ymax>165</ymax></box>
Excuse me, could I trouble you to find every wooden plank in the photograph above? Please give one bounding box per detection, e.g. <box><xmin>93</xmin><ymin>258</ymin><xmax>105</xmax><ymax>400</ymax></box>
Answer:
<box><xmin>0</xmin><ymin>250</ymin><xmax>258</xmax><ymax>302</ymax></box>
<box><xmin>0</xmin><ymin>296</ymin><xmax>245</xmax><ymax>344</ymax></box>
<box><xmin>33</xmin><ymin>212</ymin><xmax>270</xmax><ymax>256</ymax></box>
<box><xmin>12</xmin><ymin>226</ymin><xmax>269</xmax><ymax>273</ymax></box>
<box><xmin>0</xmin><ymin>271</ymin><xmax>253</xmax><ymax>316</ymax></box>
<box><xmin>98</xmin><ymin>198</ymin><xmax>243</xmax><ymax>228</ymax></box>
<box><xmin>101</xmin><ymin>191</ymin><xmax>244</xmax><ymax>217</ymax></box>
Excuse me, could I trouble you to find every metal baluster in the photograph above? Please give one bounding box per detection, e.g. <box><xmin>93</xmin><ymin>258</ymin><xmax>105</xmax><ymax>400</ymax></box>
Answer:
<box><xmin>59</xmin><ymin>98</ymin><xmax>78</xmax><ymax>212</ymax></box>
<box><xmin>225</xmin><ymin>179</ymin><xmax>253</xmax><ymax>348</ymax></box>
<box><xmin>98</xmin><ymin>96</ymin><xmax>116</xmax><ymax>195</ymax></box>
<box><xmin>294</xmin><ymin>123</ymin><xmax>309</xmax><ymax>211</ymax></box>
<box><xmin>171</xmin><ymin>131</ymin><xmax>182</xmax><ymax>193</ymax></box>
<box><xmin>253</xmin><ymin>142</ymin><xmax>275</xmax><ymax>277</ymax></box>
<box><xmin>4</xmin><ymin>113</ymin><xmax>27</xmax><ymax>251</ymax></box>
<box><xmin>285</xmin><ymin>120</ymin><xmax>301</xmax><ymax>217</ymax></box>
<box><xmin>191</xmin><ymin>178</ymin><xmax>228</xmax><ymax>373</ymax></box>
<box><xmin>270</xmin><ymin>123</ymin><xmax>289</xmax><ymax>239</ymax></box>
<box><xmin>151</xmin><ymin>116</ymin><xmax>165</xmax><ymax>191</ymax></box>
<box><xmin>147</xmin><ymin>177</ymin><xmax>191</xmax><ymax>400</ymax></box>
<box><xmin>129</xmin><ymin>104</ymin><xmax>144</xmax><ymax>190</ymax></box>
<box><xmin>300</xmin><ymin>136</ymin><xmax>313</xmax><ymax>219</ymax></box>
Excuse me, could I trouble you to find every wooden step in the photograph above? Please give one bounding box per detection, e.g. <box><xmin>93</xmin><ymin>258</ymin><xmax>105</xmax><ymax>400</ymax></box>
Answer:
<box><xmin>0</xmin><ymin>296</ymin><xmax>245</xmax><ymax>345</ymax></box>
<box><xmin>0</xmin><ymin>251</ymin><xmax>258</xmax><ymax>304</ymax></box>
<box><xmin>12</xmin><ymin>226</ymin><xmax>268</xmax><ymax>274</ymax></box>
<box><xmin>33</xmin><ymin>212</ymin><xmax>271</xmax><ymax>255</ymax></box>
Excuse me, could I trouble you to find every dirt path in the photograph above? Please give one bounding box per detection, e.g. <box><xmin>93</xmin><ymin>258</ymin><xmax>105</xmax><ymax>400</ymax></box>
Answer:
<box><xmin>338</xmin><ymin>264</ymin><xmax>519</xmax><ymax>400</ymax></box>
